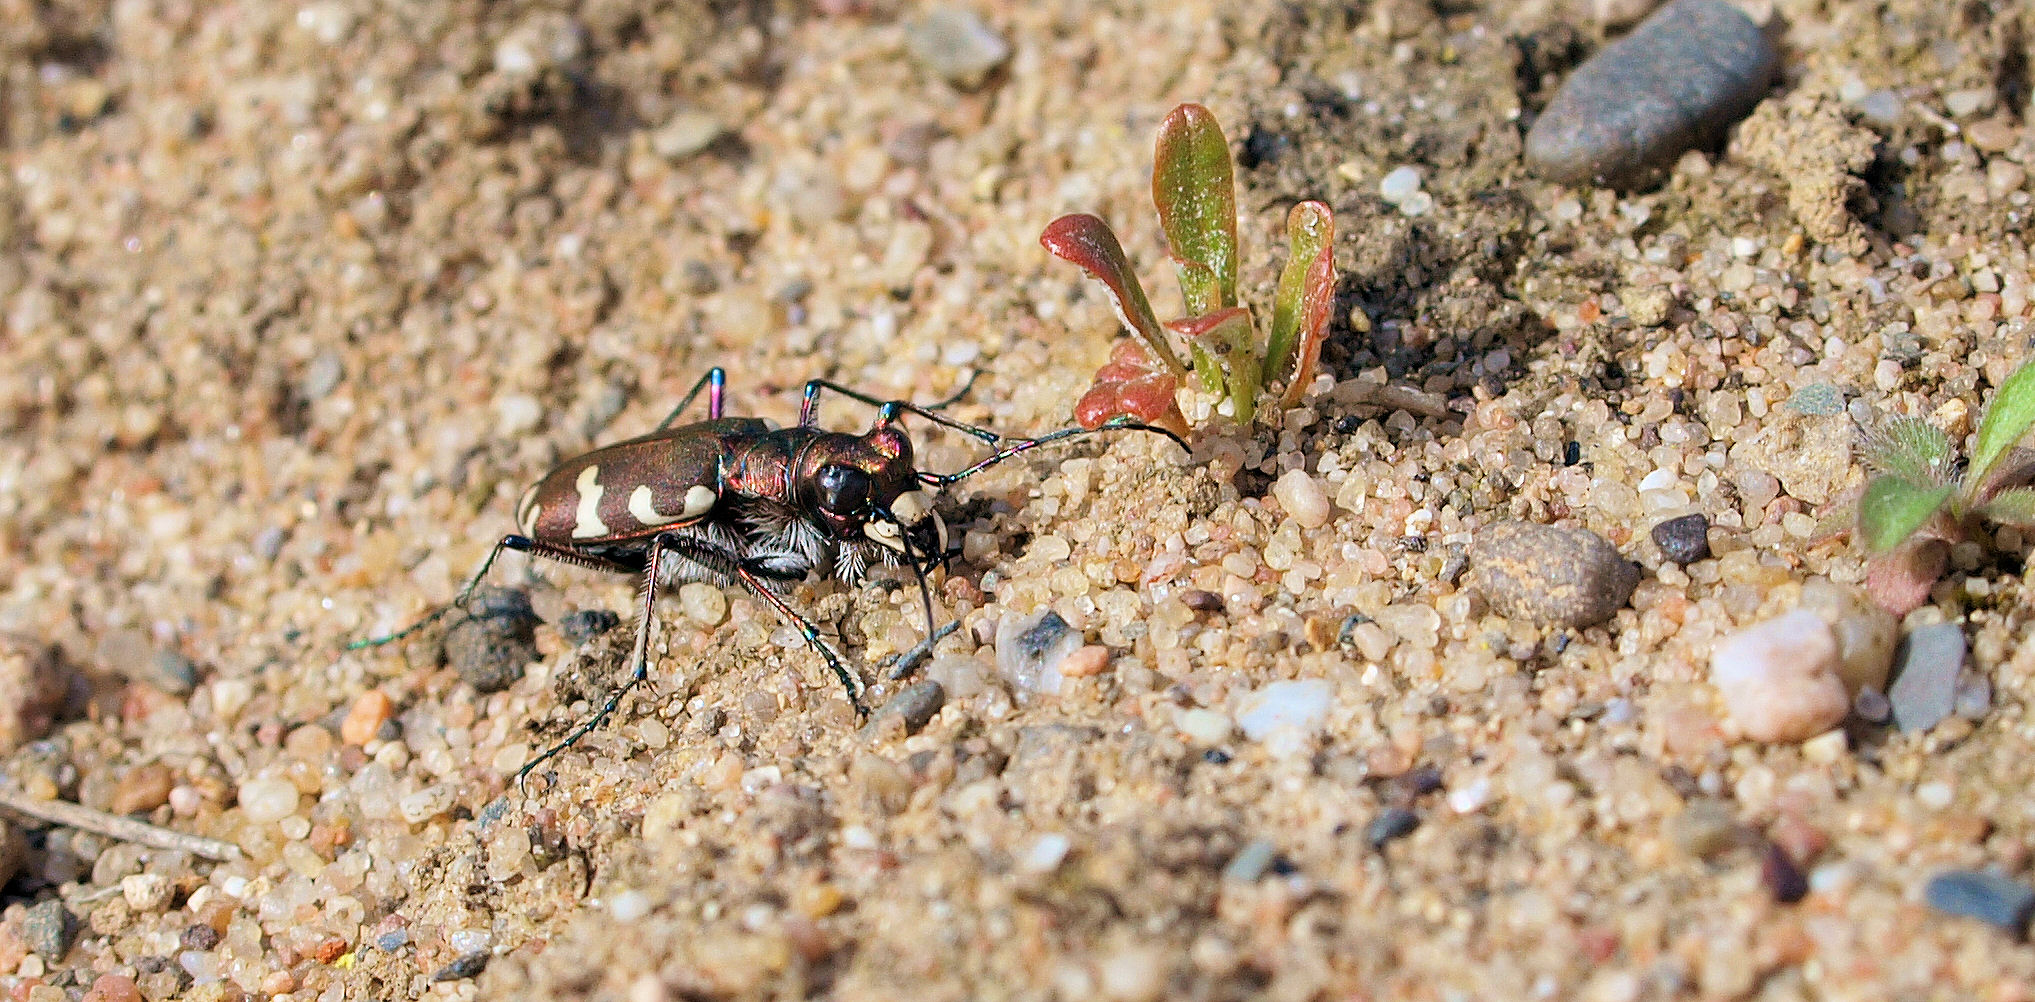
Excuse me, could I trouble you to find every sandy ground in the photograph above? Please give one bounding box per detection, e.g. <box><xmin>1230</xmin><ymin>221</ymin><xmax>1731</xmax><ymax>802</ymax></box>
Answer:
<box><xmin>4</xmin><ymin>0</ymin><xmax>2035</xmax><ymax>999</ymax></box>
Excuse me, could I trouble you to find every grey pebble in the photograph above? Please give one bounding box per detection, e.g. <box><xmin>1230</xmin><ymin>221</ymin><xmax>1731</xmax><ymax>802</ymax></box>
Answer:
<box><xmin>1222</xmin><ymin>838</ymin><xmax>1279</xmax><ymax>883</ymax></box>
<box><xmin>1785</xmin><ymin>383</ymin><xmax>1846</xmax><ymax>416</ymax></box>
<box><xmin>1853</xmin><ymin>686</ymin><xmax>1892</xmax><ymax>724</ymax></box>
<box><xmin>1887</xmin><ymin>623</ymin><xmax>1966</xmax><ymax>733</ymax></box>
<box><xmin>21</xmin><ymin>899</ymin><xmax>75</xmax><ymax>960</ymax></box>
<box><xmin>432</xmin><ymin>952</ymin><xmax>490</xmax><ymax>982</ymax></box>
<box><xmin>443</xmin><ymin>588</ymin><xmax>540</xmax><ymax>694</ymax></box>
<box><xmin>995</xmin><ymin>609</ymin><xmax>1082</xmax><ymax>697</ymax></box>
<box><xmin>142</xmin><ymin>649</ymin><xmax>199</xmax><ymax>696</ymax></box>
<box><xmin>1650</xmin><ymin>513</ymin><xmax>1711</xmax><ymax>564</ymax></box>
<box><xmin>556</xmin><ymin>608</ymin><xmax>620</xmax><ymax>646</ymax></box>
<box><xmin>1525</xmin><ymin>0</ymin><xmax>1778</xmax><ymax>188</ymax></box>
<box><xmin>1366</xmin><ymin>807</ymin><xmax>1421</xmax><ymax>849</ymax></box>
<box><xmin>1469</xmin><ymin>521</ymin><xmax>1639</xmax><ymax>628</ymax></box>
<box><xmin>1668</xmin><ymin>799</ymin><xmax>1739</xmax><ymax>860</ymax></box>
<box><xmin>1924</xmin><ymin>870</ymin><xmax>2035</xmax><ymax>936</ymax></box>
<box><xmin>869</xmin><ymin>680</ymin><xmax>945</xmax><ymax>737</ymax></box>
<box><xmin>905</xmin><ymin>8</ymin><xmax>1010</xmax><ymax>89</ymax></box>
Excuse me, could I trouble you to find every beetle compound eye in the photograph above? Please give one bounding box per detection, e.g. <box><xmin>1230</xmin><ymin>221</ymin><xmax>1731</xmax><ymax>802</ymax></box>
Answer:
<box><xmin>815</xmin><ymin>464</ymin><xmax>870</xmax><ymax>517</ymax></box>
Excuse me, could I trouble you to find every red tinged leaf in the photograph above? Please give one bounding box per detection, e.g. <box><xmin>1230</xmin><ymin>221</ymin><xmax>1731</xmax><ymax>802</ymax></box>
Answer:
<box><xmin>1153</xmin><ymin>103</ymin><xmax>1238</xmax><ymax>317</ymax></box>
<box><xmin>1040</xmin><ymin>213</ymin><xmax>1186</xmax><ymax>375</ymax></box>
<box><xmin>1167</xmin><ymin>307</ymin><xmax>1259</xmax><ymax>424</ymax></box>
<box><xmin>1268</xmin><ymin>201</ymin><xmax>1336</xmax><ymax>408</ymax></box>
<box><xmin>1074</xmin><ymin>341</ymin><xmax>1187</xmax><ymax>436</ymax></box>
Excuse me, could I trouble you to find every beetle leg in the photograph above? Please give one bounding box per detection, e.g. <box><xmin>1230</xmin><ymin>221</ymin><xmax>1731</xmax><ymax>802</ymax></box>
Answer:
<box><xmin>732</xmin><ymin>561</ymin><xmax>867</xmax><ymax>717</ymax></box>
<box><xmin>346</xmin><ymin>534</ymin><xmax>635</xmax><ymax>652</ymax></box>
<box><xmin>797</xmin><ymin>377</ymin><xmax>1001</xmax><ymax>446</ymax></box>
<box><xmin>653</xmin><ymin>367</ymin><xmax>728</xmax><ymax>431</ymax></box>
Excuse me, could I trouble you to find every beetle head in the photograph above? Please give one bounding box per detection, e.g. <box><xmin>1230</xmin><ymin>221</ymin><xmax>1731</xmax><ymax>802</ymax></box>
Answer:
<box><xmin>804</xmin><ymin>428</ymin><xmax>948</xmax><ymax>567</ymax></box>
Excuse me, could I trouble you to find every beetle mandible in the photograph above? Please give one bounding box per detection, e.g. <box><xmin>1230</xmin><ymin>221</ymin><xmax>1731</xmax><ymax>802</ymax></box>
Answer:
<box><xmin>351</xmin><ymin>368</ymin><xmax>1185</xmax><ymax>782</ymax></box>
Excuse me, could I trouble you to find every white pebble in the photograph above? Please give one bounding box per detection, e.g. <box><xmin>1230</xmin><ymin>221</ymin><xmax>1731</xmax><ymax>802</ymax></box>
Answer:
<box><xmin>398</xmin><ymin>783</ymin><xmax>457</xmax><ymax>825</ymax></box>
<box><xmin>121</xmin><ymin>873</ymin><xmax>172</xmax><ymax>911</ymax></box>
<box><xmin>496</xmin><ymin>394</ymin><xmax>542</xmax><ymax>437</ymax></box>
<box><xmin>1020</xmin><ymin>833</ymin><xmax>1072</xmax><ymax>874</ymax></box>
<box><xmin>678</xmin><ymin>582</ymin><xmax>727</xmax><ymax>627</ymax></box>
<box><xmin>1098</xmin><ymin>944</ymin><xmax>1166</xmax><ymax>1002</ymax></box>
<box><xmin>1378</xmin><ymin>165</ymin><xmax>1422</xmax><ymax>204</ymax></box>
<box><xmin>1236</xmin><ymin>679</ymin><xmax>1332</xmax><ymax>745</ymax></box>
<box><xmin>236</xmin><ymin>777</ymin><xmax>298</xmax><ymax>824</ymax></box>
<box><xmin>1710</xmin><ymin>609</ymin><xmax>1850</xmax><ymax>743</ymax></box>
<box><xmin>608</xmin><ymin>889</ymin><xmax>652</xmax><ymax>922</ymax></box>
<box><xmin>1271</xmin><ymin>470</ymin><xmax>1331</xmax><ymax>529</ymax></box>
<box><xmin>1175</xmin><ymin>708</ymin><xmax>1234</xmax><ymax>746</ymax></box>
<box><xmin>1448</xmin><ymin>776</ymin><xmax>1492</xmax><ymax>814</ymax></box>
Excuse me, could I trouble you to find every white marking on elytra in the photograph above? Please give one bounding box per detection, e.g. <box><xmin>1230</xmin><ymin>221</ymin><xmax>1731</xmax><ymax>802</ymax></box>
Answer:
<box><xmin>682</xmin><ymin>484</ymin><xmax>716</xmax><ymax>518</ymax></box>
<box><xmin>516</xmin><ymin>483</ymin><xmax>543</xmax><ymax>535</ymax></box>
<box><xmin>628</xmin><ymin>485</ymin><xmax>686</xmax><ymax>527</ymax></box>
<box><xmin>571</xmin><ymin>465</ymin><xmax>609</xmax><ymax>538</ymax></box>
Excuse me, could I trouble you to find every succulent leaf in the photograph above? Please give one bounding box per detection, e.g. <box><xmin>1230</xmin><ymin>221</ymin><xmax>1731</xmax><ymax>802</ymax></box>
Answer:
<box><xmin>1269</xmin><ymin>201</ymin><xmax>1336</xmax><ymax>408</ymax></box>
<box><xmin>1169</xmin><ymin>307</ymin><xmax>1257</xmax><ymax>423</ymax></box>
<box><xmin>1152</xmin><ymin>103</ymin><xmax>1238</xmax><ymax>316</ymax></box>
<box><xmin>1041</xmin><ymin>213</ymin><xmax>1187</xmax><ymax>375</ymax></box>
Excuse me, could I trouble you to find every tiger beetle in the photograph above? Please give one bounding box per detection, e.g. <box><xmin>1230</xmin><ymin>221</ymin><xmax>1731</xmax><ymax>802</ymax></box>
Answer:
<box><xmin>349</xmin><ymin>368</ymin><xmax>1186</xmax><ymax>783</ymax></box>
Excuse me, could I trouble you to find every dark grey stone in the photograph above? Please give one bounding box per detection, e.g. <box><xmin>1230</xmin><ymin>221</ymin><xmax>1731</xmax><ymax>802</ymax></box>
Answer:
<box><xmin>1888</xmin><ymin>623</ymin><xmax>1966</xmax><ymax>733</ymax></box>
<box><xmin>1853</xmin><ymin>686</ymin><xmax>1891</xmax><ymax>724</ymax></box>
<box><xmin>556</xmin><ymin>608</ymin><xmax>621</xmax><ymax>646</ymax></box>
<box><xmin>1650</xmin><ymin>513</ymin><xmax>1712</xmax><ymax>564</ymax></box>
<box><xmin>443</xmin><ymin>588</ymin><xmax>540</xmax><ymax>694</ymax></box>
<box><xmin>871</xmin><ymin>681</ymin><xmax>946</xmax><ymax>736</ymax></box>
<box><xmin>142</xmin><ymin>649</ymin><xmax>199</xmax><ymax>695</ymax></box>
<box><xmin>1470</xmin><ymin>521</ymin><xmax>1639</xmax><ymax>628</ymax></box>
<box><xmin>1924</xmin><ymin>870</ymin><xmax>2035</xmax><ymax>936</ymax></box>
<box><xmin>1525</xmin><ymin>0</ymin><xmax>1779</xmax><ymax>188</ymax></box>
<box><xmin>1366</xmin><ymin>807</ymin><xmax>1421</xmax><ymax>849</ymax></box>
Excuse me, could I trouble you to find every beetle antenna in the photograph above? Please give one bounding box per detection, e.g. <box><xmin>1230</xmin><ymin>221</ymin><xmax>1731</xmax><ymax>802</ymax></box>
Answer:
<box><xmin>921</xmin><ymin>417</ymin><xmax>1188</xmax><ymax>486</ymax></box>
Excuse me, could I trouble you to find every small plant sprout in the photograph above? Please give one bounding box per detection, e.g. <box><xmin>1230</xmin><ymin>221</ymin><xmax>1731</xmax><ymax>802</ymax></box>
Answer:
<box><xmin>1041</xmin><ymin>102</ymin><xmax>1337</xmax><ymax>432</ymax></box>
<box><xmin>1855</xmin><ymin>359</ymin><xmax>2035</xmax><ymax>614</ymax></box>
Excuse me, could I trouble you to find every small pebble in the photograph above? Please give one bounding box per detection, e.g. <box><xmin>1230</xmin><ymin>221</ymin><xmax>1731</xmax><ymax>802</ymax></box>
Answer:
<box><xmin>141</xmin><ymin>649</ymin><xmax>199</xmax><ymax>695</ymax></box>
<box><xmin>557</xmin><ymin>608</ymin><xmax>621</xmax><ymax>645</ymax></box>
<box><xmin>994</xmin><ymin>609</ymin><xmax>1081</xmax><ymax>699</ymax></box>
<box><xmin>1020</xmin><ymin>833</ymin><xmax>1072</xmax><ymax>874</ymax></box>
<box><xmin>1762</xmin><ymin>843</ymin><xmax>1809</xmax><ymax>903</ymax></box>
<box><xmin>1222</xmin><ymin>839</ymin><xmax>1278</xmax><ymax>883</ymax></box>
<box><xmin>1669</xmin><ymin>799</ymin><xmax>1740</xmax><ymax>860</ymax></box>
<box><xmin>1235</xmin><ymin>679</ymin><xmax>1333</xmax><ymax>749</ymax></box>
<box><xmin>1378</xmin><ymin>165</ymin><xmax>1422</xmax><ymax>203</ymax></box>
<box><xmin>1923</xmin><ymin>870</ymin><xmax>2035</xmax><ymax>936</ymax></box>
<box><xmin>1650</xmin><ymin>513</ymin><xmax>1711</xmax><ymax>564</ymax></box>
<box><xmin>868</xmin><ymin>681</ymin><xmax>945</xmax><ymax>737</ymax></box>
<box><xmin>649</xmin><ymin>111</ymin><xmax>724</xmax><ymax>161</ymax></box>
<box><xmin>120</xmin><ymin>873</ymin><xmax>173</xmax><ymax>912</ymax></box>
<box><xmin>1175</xmin><ymin>708</ymin><xmax>1233</xmax><ymax>746</ymax></box>
<box><xmin>432</xmin><ymin>952</ymin><xmax>489</xmax><ymax>982</ymax></box>
<box><xmin>677</xmin><ymin>582</ymin><xmax>728</xmax><ymax>627</ymax></box>
<box><xmin>340</xmin><ymin>689</ymin><xmax>394</xmax><ymax>746</ymax></box>
<box><xmin>904</xmin><ymin>8</ymin><xmax>1010</xmax><ymax>89</ymax></box>
<box><xmin>1953</xmin><ymin>672</ymin><xmax>1992</xmax><ymax>721</ymax></box>
<box><xmin>1098</xmin><ymin>944</ymin><xmax>1166</xmax><ymax>1002</ymax></box>
<box><xmin>1888</xmin><ymin>623</ymin><xmax>1966</xmax><ymax>733</ymax></box>
<box><xmin>1524</xmin><ymin>0</ymin><xmax>1779</xmax><ymax>188</ymax></box>
<box><xmin>1710</xmin><ymin>609</ymin><xmax>1850</xmax><ymax>743</ymax></box>
<box><xmin>1059</xmin><ymin>645</ymin><xmax>1110</xmax><ymax>678</ymax></box>
<box><xmin>0</xmin><ymin>637</ymin><xmax>68</xmax><ymax>754</ymax></box>
<box><xmin>109</xmin><ymin>762</ymin><xmax>175</xmax><ymax>815</ymax></box>
<box><xmin>1179</xmin><ymin>589</ymin><xmax>1225</xmax><ymax>614</ymax></box>
<box><xmin>1366</xmin><ymin>807</ymin><xmax>1421</xmax><ymax>849</ymax></box>
<box><xmin>81</xmin><ymin>974</ymin><xmax>143</xmax><ymax>1002</ymax></box>
<box><xmin>236</xmin><ymin>776</ymin><xmax>299</xmax><ymax>824</ymax></box>
<box><xmin>1272</xmin><ymin>470</ymin><xmax>1332</xmax><ymax>529</ymax></box>
<box><xmin>443</xmin><ymin>588</ymin><xmax>540</xmax><ymax>694</ymax></box>
<box><xmin>21</xmin><ymin>900</ymin><xmax>75</xmax><ymax>960</ymax></box>
<box><xmin>1853</xmin><ymin>687</ymin><xmax>1891</xmax><ymax>723</ymax></box>
<box><xmin>1469</xmin><ymin>521</ymin><xmax>1639</xmax><ymax>628</ymax></box>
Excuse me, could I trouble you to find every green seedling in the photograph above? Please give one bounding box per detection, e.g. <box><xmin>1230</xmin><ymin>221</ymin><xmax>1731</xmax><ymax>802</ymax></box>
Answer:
<box><xmin>1041</xmin><ymin>103</ymin><xmax>1337</xmax><ymax>431</ymax></box>
<box><xmin>1855</xmin><ymin>359</ymin><xmax>2035</xmax><ymax>614</ymax></box>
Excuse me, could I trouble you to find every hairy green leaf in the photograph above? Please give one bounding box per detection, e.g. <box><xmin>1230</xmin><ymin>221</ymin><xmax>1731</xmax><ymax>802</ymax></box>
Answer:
<box><xmin>1040</xmin><ymin>213</ymin><xmax>1186</xmax><ymax>375</ymax></box>
<box><xmin>1858</xmin><ymin>475</ymin><xmax>1953</xmax><ymax>553</ymax></box>
<box><xmin>1980</xmin><ymin>486</ymin><xmax>2035</xmax><ymax>527</ymax></box>
<box><xmin>1858</xmin><ymin>416</ymin><xmax>1955</xmax><ymax>485</ymax></box>
<box><xmin>1268</xmin><ymin>202</ymin><xmax>1336</xmax><ymax>407</ymax></box>
<box><xmin>1153</xmin><ymin>103</ymin><xmax>1237</xmax><ymax>316</ymax></box>
<box><xmin>1972</xmin><ymin>360</ymin><xmax>2035</xmax><ymax>485</ymax></box>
